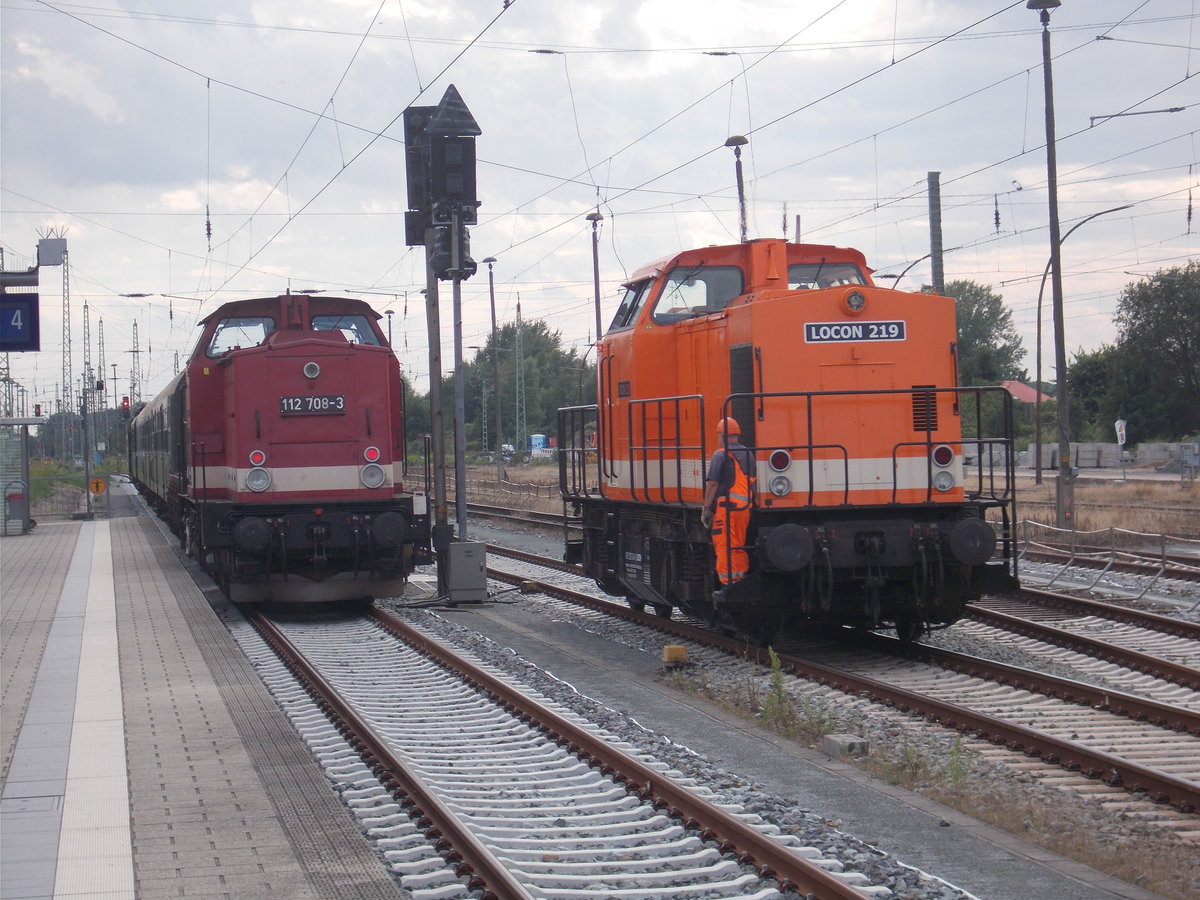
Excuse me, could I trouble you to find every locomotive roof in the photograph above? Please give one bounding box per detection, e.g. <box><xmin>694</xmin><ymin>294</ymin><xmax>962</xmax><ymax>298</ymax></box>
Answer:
<box><xmin>623</xmin><ymin>238</ymin><xmax>872</xmax><ymax>287</ymax></box>
<box><xmin>197</xmin><ymin>294</ymin><xmax>382</xmax><ymax>327</ymax></box>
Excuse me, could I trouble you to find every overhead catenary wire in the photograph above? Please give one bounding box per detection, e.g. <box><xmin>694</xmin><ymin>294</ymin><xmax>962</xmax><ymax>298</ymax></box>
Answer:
<box><xmin>7</xmin><ymin>1</ymin><xmax>1193</xmax><ymax>401</ymax></box>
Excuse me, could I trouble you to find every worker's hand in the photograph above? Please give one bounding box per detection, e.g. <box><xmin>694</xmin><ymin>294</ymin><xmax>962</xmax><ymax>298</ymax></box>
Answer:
<box><xmin>700</xmin><ymin>508</ymin><xmax>713</xmax><ymax>529</ymax></box>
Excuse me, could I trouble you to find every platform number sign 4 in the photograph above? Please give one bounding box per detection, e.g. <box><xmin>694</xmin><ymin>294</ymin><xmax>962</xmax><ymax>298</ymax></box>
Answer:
<box><xmin>0</xmin><ymin>295</ymin><xmax>41</xmax><ymax>352</ymax></box>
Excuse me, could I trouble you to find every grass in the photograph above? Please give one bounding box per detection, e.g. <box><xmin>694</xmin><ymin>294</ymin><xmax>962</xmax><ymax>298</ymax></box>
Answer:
<box><xmin>1013</xmin><ymin>473</ymin><xmax>1200</xmax><ymax>537</ymax></box>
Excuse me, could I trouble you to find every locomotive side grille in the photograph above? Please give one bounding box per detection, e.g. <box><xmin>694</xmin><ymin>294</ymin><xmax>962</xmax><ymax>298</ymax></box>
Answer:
<box><xmin>911</xmin><ymin>385</ymin><xmax>938</xmax><ymax>433</ymax></box>
<box><xmin>729</xmin><ymin>343</ymin><xmax>756</xmax><ymax>448</ymax></box>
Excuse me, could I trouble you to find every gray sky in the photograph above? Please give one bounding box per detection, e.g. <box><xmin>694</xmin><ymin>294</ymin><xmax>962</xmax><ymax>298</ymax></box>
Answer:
<box><xmin>2</xmin><ymin>0</ymin><xmax>1196</xmax><ymax>405</ymax></box>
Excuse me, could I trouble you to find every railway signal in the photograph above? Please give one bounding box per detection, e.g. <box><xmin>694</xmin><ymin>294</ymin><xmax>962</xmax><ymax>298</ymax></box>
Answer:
<box><xmin>403</xmin><ymin>85</ymin><xmax>484</xmax><ymax>589</ymax></box>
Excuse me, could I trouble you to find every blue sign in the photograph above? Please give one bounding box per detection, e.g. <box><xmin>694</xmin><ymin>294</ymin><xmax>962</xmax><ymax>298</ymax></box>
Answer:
<box><xmin>0</xmin><ymin>294</ymin><xmax>40</xmax><ymax>352</ymax></box>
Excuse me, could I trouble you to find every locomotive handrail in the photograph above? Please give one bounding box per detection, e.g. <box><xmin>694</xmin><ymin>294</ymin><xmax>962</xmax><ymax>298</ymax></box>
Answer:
<box><xmin>599</xmin><ymin>354</ymin><xmax>616</xmax><ymax>482</ymax></box>
<box><xmin>627</xmin><ymin>394</ymin><xmax>704</xmax><ymax>505</ymax></box>
<box><xmin>721</xmin><ymin>393</ymin><xmax>853</xmax><ymax>506</ymax></box>
<box><xmin>556</xmin><ymin>404</ymin><xmax>600</xmax><ymax>502</ymax></box>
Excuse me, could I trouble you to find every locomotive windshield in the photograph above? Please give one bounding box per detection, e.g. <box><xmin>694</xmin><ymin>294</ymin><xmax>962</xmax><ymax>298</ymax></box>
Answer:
<box><xmin>651</xmin><ymin>265</ymin><xmax>744</xmax><ymax>324</ymax></box>
<box><xmin>608</xmin><ymin>280</ymin><xmax>652</xmax><ymax>332</ymax></box>
<box><xmin>207</xmin><ymin>316</ymin><xmax>275</xmax><ymax>357</ymax></box>
<box><xmin>311</xmin><ymin>314</ymin><xmax>382</xmax><ymax>346</ymax></box>
<box><xmin>787</xmin><ymin>262</ymin><xmax>866</xmax><ymax>289</ymax></box>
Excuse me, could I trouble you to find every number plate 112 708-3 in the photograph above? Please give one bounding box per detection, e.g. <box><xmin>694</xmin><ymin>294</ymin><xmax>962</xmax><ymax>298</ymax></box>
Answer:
<box><xmin>280</xmin><ymin>394</ymin><xmax>346</xmax><ymax>415</ymax></box>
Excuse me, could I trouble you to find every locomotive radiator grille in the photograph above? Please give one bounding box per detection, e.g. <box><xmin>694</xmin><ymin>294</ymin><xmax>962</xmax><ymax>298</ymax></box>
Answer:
<box><xmin>911</xmin><ymin>385</ymin><xmax>938</xmax><ymax>432</ymax></box>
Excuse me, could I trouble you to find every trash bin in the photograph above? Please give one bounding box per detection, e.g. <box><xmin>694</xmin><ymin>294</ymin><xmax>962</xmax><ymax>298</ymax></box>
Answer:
<box><xmin>4</xmin><ymin>480</ymin><xmax>30</xmax><ymax>535</ymax></box>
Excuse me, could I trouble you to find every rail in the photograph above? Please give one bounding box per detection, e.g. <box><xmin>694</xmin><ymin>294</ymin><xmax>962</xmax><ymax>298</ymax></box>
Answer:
<box><xmin>481</xmin><ymin>547</ymin><xmax>1200</xmax><ymax>814</ymax></box>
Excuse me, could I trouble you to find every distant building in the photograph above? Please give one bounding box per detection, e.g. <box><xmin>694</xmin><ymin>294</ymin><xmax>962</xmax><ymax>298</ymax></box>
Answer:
<box><xmin>1001</xmin><ymin>380</ymin><xmax>1052</xmax><ymax>405</ymax></box>
<box><xmin>1001</xmin><ymin>380</ymin><xmax>1052</xmax><ymax>425</ymax></box>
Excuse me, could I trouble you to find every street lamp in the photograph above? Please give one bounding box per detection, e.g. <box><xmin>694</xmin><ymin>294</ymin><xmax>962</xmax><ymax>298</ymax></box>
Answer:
<box><xmin>725</xmin><ymin>135</ymin><xmax>749</xmax><ymax>243</ymax></box>
<box><xmin>481</xmin><ymin>257</ymin><xmax>504</xmax><ymax>481</ymax></box>
<box><xmin>1033</xmin><ymin>204</ymin><xmax>1133</xmax><ymax>485</ymax></box>
<box><xmin>1028</xmin><ymin>0</ymin><xmax>1072</xmax><ymax>529</ymax></box>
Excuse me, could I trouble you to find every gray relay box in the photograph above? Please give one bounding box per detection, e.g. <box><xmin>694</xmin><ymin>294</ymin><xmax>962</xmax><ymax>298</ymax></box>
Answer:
<box><xmin>447</xmin><ymin>542</ymin><xmax>487</xmax><ymax>604</ymax></box>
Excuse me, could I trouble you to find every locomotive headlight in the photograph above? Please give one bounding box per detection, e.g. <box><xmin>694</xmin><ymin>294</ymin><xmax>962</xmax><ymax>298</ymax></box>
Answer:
<box><xmin>303</xmin><ymin>361</ymin><xmax>321</xmax><ymax>379</ymax></box>
<box><xmin>769</xmin><ymin>474</ymin><xmax>791</xmax><ymax>497</ymax></box>
<box><xmin>843</xmin><ymin>289</ymin><xmax>868</xmax><ymax>314</ymax></box>
<box><xmin>360</xmin><ymin>463</ymin><xmax>386</xmax><ymax>489</ymax></box>
<box><xmin>245</xmin><ymin>467</ymin><xmax>272</xmax><ymax>492</ymax></box>
<box><xmin>932</xmin><ymin>469</ymin><xmax>955</xmax><ymax>492</ymax></box>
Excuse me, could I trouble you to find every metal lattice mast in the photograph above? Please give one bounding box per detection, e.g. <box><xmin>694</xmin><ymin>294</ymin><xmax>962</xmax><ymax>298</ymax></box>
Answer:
<box><xmin>0</xmin><ymin>356</ymin><xmax>11</xmax><ymax>417</ymax></box>
<box><xmin>480</xmin><ymin>373</ymin><xmax>489</xmax><ymax>452</ymax></box>
<box><xmin>61</xmin><ymin>250</ymin><xmax>74</xmax><ymax>459</ymax></box>
<box><xmin>82</xmin><ymin>296</ymin><xmax>93</xmax><ymax>425</ymax></box>
<box><xmin>514</xmin><ymin>299</ymin><xmax>526</xmax><ymax>457</ymax></box>
<box><xmin>130</xmin><ymin>321</ymin><xmax>142</xmax><ymax>405</ymax></box>
<box><xmin>97</xmin><ymin>319</ymin><xmax>107</xmax><ymax>409</ymax></box>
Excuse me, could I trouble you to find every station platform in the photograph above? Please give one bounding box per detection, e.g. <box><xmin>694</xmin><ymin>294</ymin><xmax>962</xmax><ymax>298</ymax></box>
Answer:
<box><xmin>0</xmin><ymin>481</ymin><xmax>402</xmax><ymax>899</ymax></box>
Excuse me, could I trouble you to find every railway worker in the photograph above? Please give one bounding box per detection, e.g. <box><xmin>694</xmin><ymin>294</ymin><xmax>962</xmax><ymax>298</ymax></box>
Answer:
<box><xmin>700</xmin><ymin>417</ymin><xmax>756</xmax><ymax>591</ymax></box>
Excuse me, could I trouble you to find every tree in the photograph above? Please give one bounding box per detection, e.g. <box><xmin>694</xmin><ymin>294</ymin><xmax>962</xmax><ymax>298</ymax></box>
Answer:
<box><xmin>1110</xmin><ymin>261</ymin><xmax>1200</xmax><ymax>439</ymax></box>
<box><xmin>413</xmin><ymin>320</ymin><xmax>596</xmax><ymax>457</ymax></box>
<box><xmin>941</xmin><ymin>280</ymin><xmax>1028</xmax><ymax>386</ymax></box>
<box><xmin>1068</xmin><ymin>345</ymin><xmax>1120</xmax><ymax>441</ymax></box>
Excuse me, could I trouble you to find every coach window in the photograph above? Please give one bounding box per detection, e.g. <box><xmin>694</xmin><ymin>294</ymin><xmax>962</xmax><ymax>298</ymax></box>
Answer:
<box><xmin>207</xmin><ymin>316</ymin><xmax>276</xmax><ymax>357</ymax></box>
<box><xmin>311</xmin><ymin>314</ymin><xmax>382</xmax><ymax>345</ymax></box>
<box><xmin>651</xmin><ymin>265</ymin><xmax>743</xmax><ymax>324</ymax></box>
<box><xmin>608</xmin><ymin>280</ymin><xmax>651</xmax><ymax>332</ymax></box>
<box><xmin>787</xmin><ymin>262</ymin><xmax>865</xmax><ymax>290</ymax></box>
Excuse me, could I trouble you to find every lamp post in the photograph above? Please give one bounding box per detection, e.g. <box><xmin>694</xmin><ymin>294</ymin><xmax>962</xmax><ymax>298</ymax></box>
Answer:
<box><xmin>1033</xmin><ymin>204</ymin><xmax>1132</xmax><ymax>484</ymax></box>
<box><xmin>725</xmin><ymin>135</ymin><xmax>749</xmax><ymax>243</ymax></box>
<box><xmin>1028</xmin><ymin>0</ymin><xmax>1072</xmax><ymax>529</ymax></box>
<box><xmin>482</xmin><ymin>257</ymin><xmax>504</xmax><ymax>482</ymax></box>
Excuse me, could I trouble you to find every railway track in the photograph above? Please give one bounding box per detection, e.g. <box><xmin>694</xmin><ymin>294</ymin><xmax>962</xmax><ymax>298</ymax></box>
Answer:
<box><xmin>479</xmin><ymin>544</ymin><xmax>1200</xmax><ymax>829</ymax></box>
<box><xmin>235</xmin><ymin>607</ymin><xmax>891</xmax><ymax>899</ymax></box>
<box><xmin>965</xmin><ymin>591</ymin><xmax>1200</xmax><ymax>691</ymax></box>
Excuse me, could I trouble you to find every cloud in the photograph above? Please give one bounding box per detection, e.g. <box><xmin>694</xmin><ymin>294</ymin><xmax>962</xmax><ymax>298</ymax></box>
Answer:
<box><xmin>11</xmin><ymin>36</ymin><xmax>125</xmax><ymax>123</ymax></box>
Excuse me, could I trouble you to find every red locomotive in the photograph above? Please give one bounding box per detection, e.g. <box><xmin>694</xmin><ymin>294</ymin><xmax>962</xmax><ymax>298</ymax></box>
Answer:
<box><xmin>130</xmin><ymin>293</ymin><xmax>431</xmax><ymax>602</ymax></box>
<box><xmin>559</xmin><ymin>238</ymin><xmax>1018</xmax><ymax>641</ymax></box>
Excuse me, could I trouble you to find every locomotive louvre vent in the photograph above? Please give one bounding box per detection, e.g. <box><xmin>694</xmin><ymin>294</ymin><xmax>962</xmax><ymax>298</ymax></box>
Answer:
<box><xmin>911</xmin><ymin>385</ymin><xmax>938</xmax><ymax>432</ymax></box>
<box><xmin>728</xmin><ymin>344</ymin><xmax>756</xmax><ymax>449</ymax></box>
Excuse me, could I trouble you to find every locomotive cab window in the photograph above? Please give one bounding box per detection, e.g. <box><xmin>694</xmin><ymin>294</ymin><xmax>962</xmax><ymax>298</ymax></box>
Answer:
<box><xmin>787</xmin><ymin>263</ymin><xmax>866</xmax><ymax>290</ymax></box>
<box><xmin>651</xmin><ymin>265</ymin><xmax>743</xmax><ymax>324</ymax></box>
<box><xmin>608</xmin><ymin>280</ymin><xmax>652</xmax><ymax>332</ymax></box>
<box><xmin>311</xmin><ymin>314</ymin><xmax>382</xmax><ymax>346</ymax></box>
<box><xmin>207</xmin><ymin>316</ymin><xmax>276</xmax><ymax>357</ymax></box>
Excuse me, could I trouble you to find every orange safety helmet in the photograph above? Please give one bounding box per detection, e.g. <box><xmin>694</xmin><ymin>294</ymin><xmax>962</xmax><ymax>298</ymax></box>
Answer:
<box><xmin>716</xmin><ymin>417</ymin><xmax>741</xmax><ymax>436</ymax></box>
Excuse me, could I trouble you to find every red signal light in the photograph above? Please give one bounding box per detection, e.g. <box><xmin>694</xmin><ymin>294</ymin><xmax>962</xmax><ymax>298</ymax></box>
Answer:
<box><xmin>363</xmin><ymin>446</ymin><xmax>381</xmax><ymax>463</ymax></box>
<box><xmin>248</xmin><ymin>449</ymin><xmax>267</xmax><ymax>466</ymax></box>
<box><xmin>932</xmin><ymin>444</ymin><xmax>955</xmax><ymax>467</ymax></box>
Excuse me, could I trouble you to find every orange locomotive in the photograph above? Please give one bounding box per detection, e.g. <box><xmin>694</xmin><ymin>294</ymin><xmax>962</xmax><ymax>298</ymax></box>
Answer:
<box><xmin>559</xmin><ymin>238</ymin><xmax>1018</xmax><ymax>641</ymax></box>
<box><xmin>130</xmin><ymin>293</ymin><xmax>431</xmax><ymax>603</ymax></box>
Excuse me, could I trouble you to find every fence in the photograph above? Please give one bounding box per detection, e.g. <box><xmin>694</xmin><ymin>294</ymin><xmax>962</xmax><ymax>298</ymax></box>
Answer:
<box><xmin>456</xmin><ymin>476</ymin><xmax>560</xmax><ymax>511</ymax></box>
<box><xmin>1019</xmin><ymin>520</ymin><xmax>1200</xmax><ymax>604</ymax></box>
<box><xmin>26</xmin><ymin>474</ymin><xmax>115</xmax><ymax>522</ymax></box>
